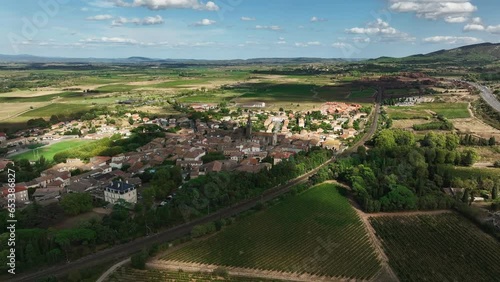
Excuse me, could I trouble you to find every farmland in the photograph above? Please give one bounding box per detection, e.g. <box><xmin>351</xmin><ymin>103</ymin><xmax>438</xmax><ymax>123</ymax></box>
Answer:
<box><xmin>11</xmin><ymin>139</ymin><xmax>91</xmax><ymax>162</ymax></box>
<box><xmin>387</xmin><ymin>102</ymin><xmax>470</xmax><ymax>120</ymax></box>
<box><xmin>162</xmin><ymin>183</ymin><xmax>381</xmax><ymax>280</ymax></box>
<box><xmin>370</xmin><ymin>213</ymin><xmax>500</xmax><ymax>282</ymax></box>
<box><xmin>105</xmin><ymin>266</ymin><xmax>282</xmax><ymax>282</ymax></box>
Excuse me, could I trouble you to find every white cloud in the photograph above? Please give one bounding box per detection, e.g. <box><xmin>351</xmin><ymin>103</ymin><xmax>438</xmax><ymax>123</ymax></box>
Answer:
<box><xmin>310</xmin><ymin>16</ymin><xmax>327</xmax><ymax>22</ymax></box>
<box><xmin>332</xmin><ymin>42</ymin><xmax>352</xmax><ymax>48</ymax></box>
<box><xmin>463</xmin><ymin>18</ymin><xmax>500</xmax><ymax>34</ymax></box>
<box><xmin>295</xmin><ymin>41</ymin><xmax>322</xmax><ymax>47</ymax></box>
<box><xmin>255</xmin><ymin>25</ymin><xmax>282</xmax><ymax>31</ymax></box>
<box><xmin>111</xmin><ymin>15</ymin><xmax>164</xmax><ymax>26</ymax></box>
<box><xmin>346</xmin><ymin>18</ymin><xmax>415</xmax><ymax>42</ymax></box>
<box><xmin>444</xmin><ymin>16</ymin><xmax>468</xmax><ymax>23</ymax></box>
<box><xmin>388</xmin><ymin>0</ymin><xmax>477</xmax><ymax>21</ymax></box>
<box><xmin>111</xmin><ymin>0</ymin><xmax>219</xmax><ymax>11</ymax></box>
<box><xmin>241</xmin><ymin>17</ymin><xmax>256</xmax><ymax>21</ymax></box>
<box><xmin>194</xmin><ymin>19</ymin><xmax>216</xmax><ymax>26</ymax></box>
<box><xmin>486</xmin><ymin>25</ymin><xmax>500</xmax><ymax>34</ymax></box>
<box><xmin>464</xmin><ymin>23</ymin><xmax>485</xmax><ymax>31</ymax></box>
<box><xmin>471</xmin><ymin>17</ymin><xmax>482</xmax><ymax>24</ymax></box>
<box><xmin>142</xmin><ymin>15</ymin><xmax>165</xmax><ymax>25</ymax></box>
<box><xmin>86</xmin><ymin>14</ymin><xmax>114</xmax><ymax>21</ymax></box>
<box><xmin>83</xmin><ymin>37</ymin><xmax>139</xmax><ymax>44</ymax></box>
<box><xmin>423</xmin><ymin>36</ymin><xmax>482</xmax><ymax>44</ymax></box>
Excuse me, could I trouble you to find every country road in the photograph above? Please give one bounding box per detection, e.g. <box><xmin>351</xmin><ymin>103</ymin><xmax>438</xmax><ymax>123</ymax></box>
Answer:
<box><xmin>12</xmin><ymin>98</ymin><xmax>381</xmax><ymax>282</ymax></box>
<box><xmin>465</xmin><ymin>81</ymin><xmax>500</xmax><ymax>113</ymax></box>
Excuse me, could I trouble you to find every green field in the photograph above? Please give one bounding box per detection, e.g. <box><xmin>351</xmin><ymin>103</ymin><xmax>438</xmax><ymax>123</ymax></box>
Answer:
<box><xmin>164</xmin><ymin>184</ymin><xmax>381</xmax><ymax>279</ymax></box>
<box><xmin>440</xmin><ymin>165</ymin><xmax>500</xmax><ymax>181</ymax></box>
<box><xmin>370</xmin><ymin>214</ymin><xmax>500</xmax><ymax>282</ymax></box>
<box><xmin>236</xmin><ymin>83</ymin><xmax>317</xmax><ymax>102</ymax></box>
<box><xmin>18</xmin><ymin>103</ymin><xmax>92</xmax><ymax>118</ymax></box>
<box><xmin>106</xmin><ymin>266</ymin><xmax>282</xmax><ymax>282</ymax></box>
<box><xmin>11</xmin><ymin>139</ymin><xmax>91</xmax><ymax>162</ymax></box>
<box><xmin>388</xmin><ymin>102</ymin><xmax>470</xmax><ymax>120</ymax></box>
<box><xmin>350</xmin><ymin>88</ymin><xmax>376</xmax><ymax>99</ymax></box>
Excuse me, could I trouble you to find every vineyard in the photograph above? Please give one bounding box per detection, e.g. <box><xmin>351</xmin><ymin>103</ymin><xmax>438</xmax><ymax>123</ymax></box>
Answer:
<box><xmin>370</xmin><ymin>213</ymin><xmax>500</xmax><ymax>282</ymax></box>
<box><xmin>162</xmin><ymin>183</ymin><xmax>381</xmax><ymax>280</ymax></box>
<box><xmin>106</xmin><ymin>266</ymin><xmax>281</xmax><ymax>281</ymax></box>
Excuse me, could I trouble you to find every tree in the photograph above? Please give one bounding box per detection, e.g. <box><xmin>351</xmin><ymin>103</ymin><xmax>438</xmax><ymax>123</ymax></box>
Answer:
<box><xmin>128</xmin><ymin>117</ymin><xmax>134</xmax><ymax>125</ymax></box>
<box><xmin>131</xmin><ymin>250</ymin><xmax>148</xmax><ymax>269</ymax></box>
<box><xmin>60</xmin><ymin>193</ymin><xmax>93</xmax><ymax>216</ymax></box>
<box><xmin>489</xmin><ymin>136</ymin><xmax>496</xmax><ymax>146</ymax></box>
<box><xmin>492</xmin><ymin>183</ymin><xmax>498</xmax><ymax>200</ymax></box>
<box><xmin>379</xmin><ymin>185</ymin><xmax>418</xmax><ymax>211</ymax></box>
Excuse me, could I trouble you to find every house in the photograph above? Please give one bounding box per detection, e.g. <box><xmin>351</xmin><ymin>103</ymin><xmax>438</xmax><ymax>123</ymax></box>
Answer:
<box><xmin>2</xmin><ymin>185</ymin><xmax>29</xmax><ymax>203</ymax></box>
<box><xmin>0</xmin><ymin>159</ymin><xmax>13</xmax><ymax>172</ymax></box>
<box><xmin>184</xmin><ymin>149</ymin><xmax>206</xmax><ymax>161</ymax></box>
<box><xmin>104</xmin><ymin>180</ymin><xmax>137</xmax><ymax>205</ymax></box>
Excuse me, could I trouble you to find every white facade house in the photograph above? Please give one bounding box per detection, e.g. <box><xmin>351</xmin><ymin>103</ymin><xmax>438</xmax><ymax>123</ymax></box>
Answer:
<box><xmin>104</xmin><ymin>180</ymin><xmax>137</xmax><ymax>205</ymax></box>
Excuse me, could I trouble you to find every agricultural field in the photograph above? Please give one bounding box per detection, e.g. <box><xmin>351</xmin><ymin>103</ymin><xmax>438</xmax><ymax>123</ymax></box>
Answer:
<box><xmin>440</xmin><ymin>165</ymin><xmax>500</xmax><ymax>181</ymax></box>
<box><xmin>387</xmin><ymin>102</ymin><xmax>470</xmax><ymax>120</ymax></box>
<box><xmin>106</xmin><ymin>266</ymin><xmax>282</xmax><ymax>282</ymax></box>
<box><xmin>10</xmin><ymin>139</ymin><xmax>91</xmax><ymax>162</ymax></box>
<box><xmin>370</xmin><ymin>214</ymin><xmax>500</xmax><ymax>282</ymax></box>
<box><xmin>163</xmin><ymin>184</ymin><xmax>381</xmax><ymax>280</ymax></box>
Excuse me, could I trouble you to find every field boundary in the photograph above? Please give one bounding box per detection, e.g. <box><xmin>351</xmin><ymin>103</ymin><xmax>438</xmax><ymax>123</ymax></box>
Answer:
<box><xmin>147</xmin><ymin>260</ymin><xmax>348</xmax><ymax>282</ymax></box>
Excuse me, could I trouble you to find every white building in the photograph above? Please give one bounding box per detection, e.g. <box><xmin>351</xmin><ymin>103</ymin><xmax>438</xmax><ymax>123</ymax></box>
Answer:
<box><xmin>104</xmin><ymin>180</ymin><xmax>137</xmax><ymax>205</ymax></box>
<box><xmin>2</xmin><ymin>185</ymin><xmax>29</xmax><ymax>203</ymax></box>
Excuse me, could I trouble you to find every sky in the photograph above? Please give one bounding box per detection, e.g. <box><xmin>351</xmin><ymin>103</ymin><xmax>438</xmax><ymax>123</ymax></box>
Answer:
<box><xmin>1</xmin><ymin>0</ymin><xmax>499</xmax><ymax>59</ymax></box>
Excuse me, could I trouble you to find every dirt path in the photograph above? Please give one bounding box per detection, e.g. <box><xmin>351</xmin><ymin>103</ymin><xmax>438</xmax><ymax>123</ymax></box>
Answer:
<box><xmin>365</xmin><ymin>210</ymin><xmax>452</xmax><ymax>218</ymax></box>
<box><xmin>147</xmin><ymin>260</ymin><xmax>348</xmax><ymax>282</ymax></box>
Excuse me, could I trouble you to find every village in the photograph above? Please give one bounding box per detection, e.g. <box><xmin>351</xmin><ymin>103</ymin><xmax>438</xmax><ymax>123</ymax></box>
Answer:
<box><xmin>0</xmin><ymin>101</ymin><xmax>368</xmax><ymax>210</ymax></box>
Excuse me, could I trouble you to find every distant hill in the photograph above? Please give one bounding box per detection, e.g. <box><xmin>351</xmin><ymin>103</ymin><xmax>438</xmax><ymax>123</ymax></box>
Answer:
<box><xmin>372</xmin><ymin>42</ymin><xmax>500</xmax><ymax>65</ymax></box>
<box><xmin>0</xmin><ymin>54</ymin><xmax>355</xmax><ymax>65</ymax></box>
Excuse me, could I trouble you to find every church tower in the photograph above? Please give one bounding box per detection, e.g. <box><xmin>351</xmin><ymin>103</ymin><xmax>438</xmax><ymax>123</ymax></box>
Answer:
<box><xmin>246</xmin><ymin>114</ymin><xmax>252</xmax><ymax>139</ymax></box>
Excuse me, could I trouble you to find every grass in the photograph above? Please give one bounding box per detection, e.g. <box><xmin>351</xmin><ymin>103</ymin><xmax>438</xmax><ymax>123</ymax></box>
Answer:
<box><xmin>234</xmin><ymin>83</ymin><xmax>320</xmax><ymax>103</ymax></box>
<box><xmin>11</xmin><ymin>139</ymin><xmax>91</xmax><ymax>162</ymax></box>
<box><xmin>439</xmin><ymin>165</ymin><xmax>500</xmax><ymax>181</ymax></box>
<box><xmin>387</xmin><ymin>102</ymin><xmax>470</xmax><ymax>120</ymax></box>
<box><xmin>164</xmin><ymin>184</ymin><xmax>381</xmax><ymax>279</ymax></box>
<box><xmin>18</xmin><ymin>103</ymin><xmax>93</xmax><ymax>118</ymax></box>
<box><xmin>106</xmin><ymin>266</ymin><xmax>282</xmax><ymax>282</ymax></box>
<box><xmin>370</xmin><ymin>213</ymin><xmax>500</xmax><ymax>282</ymax></box>
<box><xmin>350</xmin><ymin>88</ymin><xmax>376</xmax><ymax>99</ymax></box>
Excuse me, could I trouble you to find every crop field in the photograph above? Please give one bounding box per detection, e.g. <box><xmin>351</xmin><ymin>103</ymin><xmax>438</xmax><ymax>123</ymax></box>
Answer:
<box><xmin>16</xmin><ymin>103</ymin><xmax>92</xmax><ymax>119</ymax></box>
<box><xmin>370</xmin><ymin>214</ymin><xmax>500</xmax><ymax>282</ymax></box>
<box><xmin>387</xmin><ymin>102</ymin><xmax>470</xmax><ymax>120</ymax></box>
<box><xmin>11</xmin><ymin>139</ymin><xmax>91</xmax><ymax>162</ymax></box>
<box><xmin>439</xmin><ymin>165</ymin><xmax>500</xmax><ymax>181</ymax></box>
<box><xmin>234</xmin><ymin>83</ymin><xmax>318</xmax><ymax>102</ymax></box>
<box><xmin>106</xmin><ymin>266</ymin><xmax>282</xmax><ymax>282</ymax></box>
<box><xmin>349</xmin><ymin>88</ymin><xmax>376</xmax><ymax>99</ymax></box>
<box><xmin>163</xmin><ymin>184</ymin><xmax>381</xmax><ymax>279</ymax></box>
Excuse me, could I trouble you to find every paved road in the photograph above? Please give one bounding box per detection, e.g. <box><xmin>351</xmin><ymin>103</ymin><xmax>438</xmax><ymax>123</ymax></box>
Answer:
<box><xmin>12</xmin><ymin>97</ymin><xmax>382</xmax><ymax>282</ymax></box>
<box><xmin>342</xmin><ymin>89</ymin><xmax>381</xmax><ymax>155</ymax></box>
<box><xmin>469</xmin><ymin>82</ymin><xmax>500</xmax><ymax>113</ymax></box>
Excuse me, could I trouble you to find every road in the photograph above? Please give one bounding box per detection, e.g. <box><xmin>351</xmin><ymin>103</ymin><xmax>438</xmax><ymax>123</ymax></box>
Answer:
<box><xmin>12</xmin><ymin>98</ymin><xmax>382</xmax><ymax>282</ymax></box>
<box><xmin>464</xmin><ymin>81</ymin><xmax>500</xmax><ymax>113</ymax></box>
<box><xmin>342</xmin><ymin>89</ymin><xmax>381</xmax><ymax>155</ymax></box>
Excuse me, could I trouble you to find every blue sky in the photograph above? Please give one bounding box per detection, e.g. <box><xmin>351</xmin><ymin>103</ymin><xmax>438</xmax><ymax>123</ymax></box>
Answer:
<box><xmin>1</xmin><ymin>0</ymin><xmax>499</xmax><ymax>59</ymax></box>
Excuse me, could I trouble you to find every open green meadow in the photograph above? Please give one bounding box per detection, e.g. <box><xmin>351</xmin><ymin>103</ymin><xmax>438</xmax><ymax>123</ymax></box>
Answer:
<box><xmin>11</xmin><ymin>139</ymin><xmax>91</xmax><ymax>162</ymax></box>
<box><xmin>106</xmin><ymin>266</ymin><xmax>283</xmax><ymax>282</ymax></box>
<box><xmin>370</xmin><ymin>213</ymin><xmax>500</xmax><ymax>282</ymax></box>
<box><xmin>387</xmin><ymin>102</ymin><xmax>470</xmax><ymax>120</ymax></box>
<box><xmin>164</xmin><ymin>183</ymin><xmax>381</xmax><ymax>280</ymax></box>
